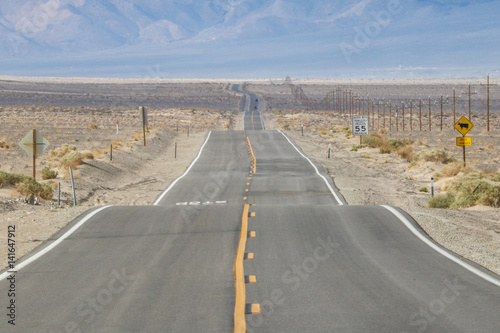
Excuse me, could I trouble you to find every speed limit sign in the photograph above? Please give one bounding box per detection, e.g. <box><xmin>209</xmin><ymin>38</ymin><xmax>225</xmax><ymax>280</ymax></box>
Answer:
<box><xmin>352</xmin><ymin>115</ymin><xmax>369</xmax><ymax>136</ymax></box>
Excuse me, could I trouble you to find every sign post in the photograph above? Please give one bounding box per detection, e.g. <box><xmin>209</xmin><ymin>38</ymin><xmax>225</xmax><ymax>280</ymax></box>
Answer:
<box><xmin>352</xmin><ymin>115</ymin><xmax>369</xmax><ymax>144</ymax></box>
<box><xmin>140</xmin><ymin>106</ymin><xmax>148</xmax><ymax>146</ymax></box>
<box><xmin>18</xmin><ymin>129</ymin><xmax>50</xmax><ymax>179</ymax></box>
<box><xmin>454</xmin><ymin>116</ymin><xmax>473</xmax><ymax>167</ymax></box>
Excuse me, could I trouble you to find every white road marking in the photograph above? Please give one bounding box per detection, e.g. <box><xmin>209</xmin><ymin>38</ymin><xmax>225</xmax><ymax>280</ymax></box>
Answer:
<box><xmin>382</xmin><ymin>205</ymin><xmax>500</xmax><ymax>287</ymax></box>
<box><xmin>154</xmin><ymin>132</ymin><xmax>213</xmax><ymax>205</ymax></box>
<box><xmin>216</xmin><ymin>201</ymin><xmax>227</xmax><ymax>205</ymax></box>
<box><xmin>278</xmin><ymin>130</ymin><xmax>344</xmax><ymax>205</ymax></box>
<box><xmin>0</xmin><ymin>206</ymin><xmax>111</xmax><ymax>280</ymax></box>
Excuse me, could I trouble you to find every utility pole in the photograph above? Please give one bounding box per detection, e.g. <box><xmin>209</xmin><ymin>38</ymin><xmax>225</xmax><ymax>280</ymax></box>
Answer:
<box><xmin>440</xmin><ymin>96</ymin><xmax>443</xmax><ymax>131</ymax></box>
<box><xmin>402</xmin><ymin>102</ymin><xmax>405</xmax><ymax>131</ymax></box>
<box><xmin>453</xmin><ymin>88</ymin><xmax>456</xmax><ymax>126</ymax></box>
<box><xmin>428</xmin><ymin>97</ymin><xmax>432</xmax><ymax>132</ymax></box>
<box><xmin>419</xmin><ymin>99</ymin><xmax>422</xmax><ymax>132</ymax></box>
<box><xmin>480</xmin><ymin>75</ymin><xmax>497</xmax><ymax>131</ymax></box>
<box><xmin>383</xmin><ymin>99</ymin><xmax>386</xmax><ymax>129</ymax></box>
<box><xmin>466</xmin><ymin>85</ymin><xmax>477</xmax><ymax>121</ymax></box>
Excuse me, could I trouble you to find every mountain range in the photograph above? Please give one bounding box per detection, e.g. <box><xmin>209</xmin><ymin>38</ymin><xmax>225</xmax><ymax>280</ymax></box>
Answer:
<box><xmin>0</xmin><ymin>0</ymin><xmax>499</xmax><ymax>78</ymax></box>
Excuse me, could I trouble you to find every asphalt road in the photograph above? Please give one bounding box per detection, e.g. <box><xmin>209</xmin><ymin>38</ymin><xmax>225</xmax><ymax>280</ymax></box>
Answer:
<box><xmin>1</xmin><ymin>131</ymin><xmax>250</xmax><ymax>333</ymax></box>
<box><xmin>1</xmin><ymin>86</ymin><xmax>500</xmax><ymax>332</ymax></box>
<box><xmin>232</xmin><ymin>84</ymin><xmax>264</xmax><ymax>131</ymax></box>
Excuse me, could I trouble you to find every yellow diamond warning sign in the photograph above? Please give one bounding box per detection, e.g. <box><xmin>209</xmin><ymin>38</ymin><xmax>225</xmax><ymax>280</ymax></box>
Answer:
<box><xmin>454</xmin><ymin>116</ymin><xmax>474</xmax><ymax>136</ymax></box>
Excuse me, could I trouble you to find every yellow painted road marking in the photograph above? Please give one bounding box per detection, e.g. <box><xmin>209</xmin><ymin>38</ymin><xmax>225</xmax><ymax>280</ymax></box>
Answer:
<box><xmin>246</xmin><ymin>275</ymin><xmax>257</xmax><ymax>284</ymax></box>
<box><xmin>243</xmin><ymin>197</ymin><xmax>248</xmax><ymax>200</ymax></box>
<box><xmin>246</xmin><ymin>136</ymin><xmax>257</xmax><ymax>174</ymax></box>
<box><xmin>233</xmin><ymin>204</ymin><xmax>250</xmax><ymax>333</ymax></box>
<box><xmin>245</xmin><ymin>304</ymin><xmax>261</xmax><ymax>314</ymax></box>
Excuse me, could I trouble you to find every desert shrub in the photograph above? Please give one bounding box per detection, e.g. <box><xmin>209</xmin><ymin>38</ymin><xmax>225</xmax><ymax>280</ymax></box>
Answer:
<box><xmin>362</xmin><ymin>135</ymin><xmax>382</xmax><ymax>148</ymax></box>
<box><xmin>318</xmin><ymin>127</ymin><xmax>328</xmax><ymax>135</ymax></box>
<box><xmin>132</xmin><ymin>131</ymin><xmax>147</xmax><ymax>141</ymax></box>
<box><xmin>443</xmin><ymin>170</ymin><xmax>500</xmax><ymax>208</ymax></box>
<box><xmin>15</xmin><ymin>179</ymin><xmax>54</xmax><ymax>200</ymax></box>
<box><xmin>0</xmin><ymin>141</ymin><xmax>9</xmax><ymax>149</ymax></box>
<box><xmin>0</xmin><ymin>171</ymin><xmax>31</xmax><ymax>187</ymax></box>
<box><xmin>432</xmin><ymin>161</ymin><xmax>474</xmax><ymax>181</ymax></box>
<box><xmin>111</xmin><ymin>140</ymin><xmax>123</xmax><ymax>149</ymax></box>
<box><xmin>428</xmin><ymin>193</ymin><xmax>454</xmax><ymax>209</ymax></box>
<box><xmin>345</xmin><ymin>127</ymin><xmax>352</xmax><ymax>137</ymax></box>
<box><xmin>419</xmin><ymin>187</ymin><xmax>429</xmax><ymax>193</ymax></box>
<box><xmin>351</xmin><ymin>144</ymin><xmax>365</xmax><ymax>151</ymax></box>
<box><xmin>87</xmin><ymin>123</ymin><xmax>99</xmax><ymax>129</ymax></box>
<box><xmin>60</xmin><ymin>151</ymin><xmax>94</xmax><ymax>169</ymax></box>
<box><xmin>411</xmin><ymin>150</ymin><xmax>456</xmax><ymax>165</ymax></box>
<box><xmin>331</xmin><ymin>125</ymin><xmax>346</xmax><ymax>133</ymax></box>
<box><xmin>41</xmin><ymin>166</ymin><xmax>58</xmax><ymax>180</ymax></box>
<box><xmin>397</xmin><ymin>146</ymin><xmax>414</xmax><ymax>162</ymax></box>
<box><xmin>81</xmin><ymin>150</ymin><xmax>94</xmax><ymax>160</ymax></box>
<box><xmin>379</xmin><ymin>145</ymin><xmax>392</xmax><ymax>154</ymax></box>
<box><xmin>282</xmin><ymin>124</ymin><xmax>290</xmax><ymax>131</ymax></box>
<box><xmin>49</xmin><ymin>144</ymin><xmax>77</xmax><ymax>159</ymax></box>
<box><xmin>388</xmin><ymin>138</ymin><xmax>413</xmax><ymax>149</ymax></box>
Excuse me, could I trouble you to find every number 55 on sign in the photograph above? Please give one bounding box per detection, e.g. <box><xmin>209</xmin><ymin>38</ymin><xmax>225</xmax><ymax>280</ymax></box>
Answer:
<box><xmin>352</xmin><ymin>115</ymin><xmax>369</xmax><ymax>136</ymax></box>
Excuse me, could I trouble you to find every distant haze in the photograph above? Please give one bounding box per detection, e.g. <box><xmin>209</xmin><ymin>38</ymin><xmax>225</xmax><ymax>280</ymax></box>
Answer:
<box><xmin>0</xmin><ymin>0</ymin><xmax>498</xmax><ymax>78</ymax></box>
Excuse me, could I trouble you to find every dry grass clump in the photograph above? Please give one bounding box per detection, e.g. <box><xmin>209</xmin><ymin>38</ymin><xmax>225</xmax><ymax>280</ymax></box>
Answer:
<box><xmin>87</xmin><ymin>123</ymin><xmax>100</xmax><ymax>129</ymax></box>
<box><xmin>318</xmin><ymin>127</ymin><xmax>328</xmax><ymax>135</ymax></box>
<box><xmin>410</xmin><ymin>149</ymin><xmax>455</xmax><ymax>167</ymax></box>
<box><xmin>397</xmin><ymin>146</ymin><xmax>414</xmax><ymax>162</ymax></box>
<box><xmin>48</xmin><ymin>144</ymin><xmax>94</xmax><ymax>172</ymax></box>
<box><xmin>112</xmin><ymin>140</ymin><xmax>123</xmax><ymax>149</ymax></box>
<box><xmin>15</xmin><ymin>179</ymin><xmax>54</xmax><ymax>200</ymax></box>
<box><xmin>429</xmin><ymin>167</ymin><xmax>500</xmax><ymax>209</ymax></box>
<box><xmin>131</xmin><ymin>131</ymin><xmax>145</xmax><ymax>141</ymax></box>
<box><xmin>41</xmin><ymin>166</ymin><xmax>58</xmax><ymax>180</ymax></box>
<box><xmin>432</xmin><ymin>161</ymin><xmax>475</xmax><ymax>181</ymax></box>
<box><xmin>387</xmin><ymin>138</ymin><xmax>414</xmax><ymax>149</ymax></box>
<box><xmin>0</xmin><ymin>140</ymin><xmax>9</xmax><ymax>149</ymax></box>
<box><xmin>60</xmin><ymin>150</ymin><xmax>94</xmax><ymax>169</ymax></box>
<box><xmin>362</xmin><ymin>133</ymin><xmax>384</xmax><ymax>148</ymax></box>
<box><xmin>49</xmin><ymin>144</ymin><xmax>77</xmax><ymax>158</ymax></box>
<box><xmin>0</xmin><ymin>171</ymin><xmax>53</xmax><ymax>200</ymax></box>
<box><xmin>0</xmin><ymin>171</ymin><xmax>31</xmax><ymax>187</ymax></box>
<box><xmin>359</xmin><ymin>133</ymin><xmax>414</xmax><ymax>162</ymax></box>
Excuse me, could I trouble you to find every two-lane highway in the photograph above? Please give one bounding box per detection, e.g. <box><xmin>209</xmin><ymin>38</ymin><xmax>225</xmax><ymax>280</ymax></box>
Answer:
<box><xmin>232</xmin><ymin>84</ymin><xmax>264</xmax><ymax>131</ymax></box>
<box><xmin>1</xmin><ymin>85</ymin><xmax>499</xmax><ymax>333</ymax></box>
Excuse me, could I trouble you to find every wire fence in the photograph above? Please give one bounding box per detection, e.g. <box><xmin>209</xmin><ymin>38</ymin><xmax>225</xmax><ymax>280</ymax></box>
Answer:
<box><xmin>287</xmin><ymin>76</ymin><xmax>498</xmax><ymax>133</ymax></box>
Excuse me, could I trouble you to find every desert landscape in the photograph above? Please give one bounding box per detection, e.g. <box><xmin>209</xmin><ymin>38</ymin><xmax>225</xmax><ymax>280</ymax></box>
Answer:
<box><xmin>0</xmin><ymin>77</ymin><xmax>499</xmax><ymax>277</ymax></box>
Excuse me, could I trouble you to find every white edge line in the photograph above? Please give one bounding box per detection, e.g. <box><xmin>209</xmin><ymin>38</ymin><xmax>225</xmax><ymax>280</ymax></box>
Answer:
<box><xmin>381</xmin><ymin>205</ymin><xmax>500</xmax><ymax>287</ymax></box>
<box><xmin>278</xmin><ymin>130</ymin><xmax>344</xmax><ymax>205</ymax></box>
<box><xmin>153</xmin><ymin>131</ymin><xmax>212</xmax><ymax>206</ymax></box>
<box><xmin>1</xmin><ymin>205</ymin><xmax>111</xmax><ymax>281</ymax></box>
